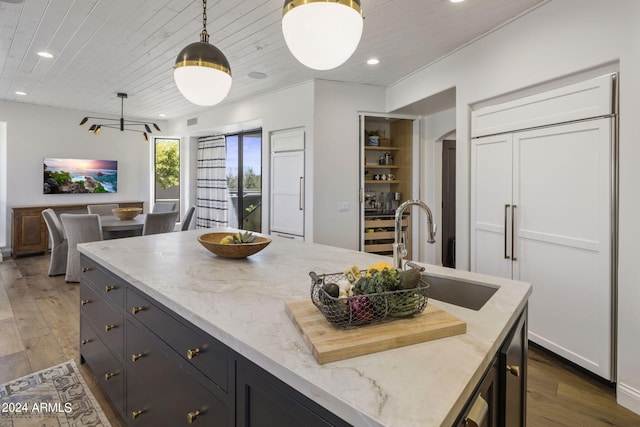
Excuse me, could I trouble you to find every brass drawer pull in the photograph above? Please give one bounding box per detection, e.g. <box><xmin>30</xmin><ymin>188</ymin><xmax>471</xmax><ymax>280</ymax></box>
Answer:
<box><xmin>187</xmin><ymin>410</ymin><xmax>201</xmax><ymax>424</ymax></box>
<box><xmin>81</xmin><ymin>299</ymin><xmax>90</xmax><ymax>306</ymax></box>
<box><xmin>105</xmin><ymin>285</ymin><xmax>117</xmax><ymax>292</ymax></box>
<box><xmin>81</xmin><ymin>339</ymin><xmax>92</xmax><ymax>345</ymax></box>
<box><xmin>131</xmin><ymin>306</ymin><xmax>145</xmax><ymax>315</ymax></box>
<box><xmin>186</xmin><ymin>348</ymin><xmax>200</xmax><ymax>360</ymax></box>
<box><xmin>131</xmin><ymin>353</ymin><xmax>144</xmax><ymax>362</ymax></box>
<box><xmin>81</xmin><ymin>267</ymin><xmax>93</xmax><ymax>273</ymax></box>
<box><xmin>506</xmin><ymin>364</ymin><xmax>521</xmax><ymax>377</ymax></box>
<box><xmin>104</xmin><ymin>372</ymin><xmax>117</xmax><ymax>381</ymax></box>
<box><xmin>104</xmin><ymin>324</ymin><xmax>117</xmax><ymax>332</ymax></box>
<box><xmin>131</xmin><ymin>409</ymin><xmax>145</xmax><ymax>419</ymax></box>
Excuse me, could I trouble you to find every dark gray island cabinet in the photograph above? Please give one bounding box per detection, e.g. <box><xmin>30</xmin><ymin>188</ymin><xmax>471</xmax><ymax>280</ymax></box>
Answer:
<box><xmin>455</xmin><ymin>306</ymin><xmax>527</xmax><ymax>427</ymax></box>
<box><xmin>76</xmin><ymin>229</ymin><xmax>531</xmax><ymax>427</ymax></box>
<box><xmin>79</xmin><ymin>255</ymin><xmax>349</xmax><ymax>426</ymax></box>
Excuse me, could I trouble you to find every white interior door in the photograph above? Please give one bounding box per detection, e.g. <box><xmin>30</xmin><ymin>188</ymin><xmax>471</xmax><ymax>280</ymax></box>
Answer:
<box><xmin>270</xmin><ymin>150</ymin><xmax>304</xmax><ymax>237</ymax></box>
<box><xmin>471</xmin><ymin>133</ymin><xmax>514</xmax><ymax>279</ymax></box>
<box><xmin>514</xmin><ymin>118</ymin><xmax>612</xmax><ymax>379</ymax></box>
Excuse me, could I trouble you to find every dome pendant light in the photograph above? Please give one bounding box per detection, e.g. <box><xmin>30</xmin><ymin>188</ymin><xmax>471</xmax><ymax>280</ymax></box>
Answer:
<box><xmin>282</xmin><ymin>0</ymin><xmax>363</xmax><ymax>71</ymax></box>
<box><xmin>174</xmin><ymin>0</ymin><xmax>232</xmax><ymax>106</ymax></box>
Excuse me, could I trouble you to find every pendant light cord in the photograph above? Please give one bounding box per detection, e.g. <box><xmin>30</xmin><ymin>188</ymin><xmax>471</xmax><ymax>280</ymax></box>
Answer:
<box><xmin>200</xmin><ymin>0</ymin><xmax>209</xmax><ymax>43</ymax></box>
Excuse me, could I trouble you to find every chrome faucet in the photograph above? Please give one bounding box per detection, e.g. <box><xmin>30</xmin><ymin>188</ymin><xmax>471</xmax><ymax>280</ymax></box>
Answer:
<box><xmin>393</xmin><ymin>199</ymin><xmax>437</xmax><ymax>268</ymax></box>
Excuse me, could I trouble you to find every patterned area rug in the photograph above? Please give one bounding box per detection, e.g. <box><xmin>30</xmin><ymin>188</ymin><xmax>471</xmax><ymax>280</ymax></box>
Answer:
<box><xmin>0</xmin><ymin>360</ymin><xmax>111</xmax><ymax>427</ymax></box>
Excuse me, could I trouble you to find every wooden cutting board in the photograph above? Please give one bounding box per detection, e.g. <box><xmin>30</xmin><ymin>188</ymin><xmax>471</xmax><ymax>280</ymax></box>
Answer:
<box><xmin>285</xmin><ymin>299</ymin><xmax>466</xmax><ymax>364</ymax></box>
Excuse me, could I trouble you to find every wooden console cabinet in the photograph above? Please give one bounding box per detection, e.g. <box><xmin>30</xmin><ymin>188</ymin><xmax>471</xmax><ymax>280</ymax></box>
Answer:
<box><xmin>11</xmin><ymin>201</ymin><xmax>144</xmax><ymax>258</ymax></box>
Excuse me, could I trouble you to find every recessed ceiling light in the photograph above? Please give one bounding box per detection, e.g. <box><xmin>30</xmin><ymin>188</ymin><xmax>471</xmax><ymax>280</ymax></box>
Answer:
<box><xmin>158</xmin><ymin>113</ymin><xmax>167</xmax><ymax>117</ymax></box>
<box><xmin>367</xmin><ymin>58</ymin><xmax>380</xmax><ymax>65</ymax></box>
<box><xmin>248</xmin><ymin>71</ymin><xmax>267</xmax><ymax>80</ymax></box>
<box><xmin>449</xmin><ymin>0</ymin><xmax>465</xmax><ymax>3</ymax></box>
<box><xmin>37</xmin><ymin>51</ymin><xmax>53</xmax><ymax>58</ymax></box>
<box><xmin>15</xmin><ymin>91</ymin><xmax>27</xmax><ymax>96</ymax></box>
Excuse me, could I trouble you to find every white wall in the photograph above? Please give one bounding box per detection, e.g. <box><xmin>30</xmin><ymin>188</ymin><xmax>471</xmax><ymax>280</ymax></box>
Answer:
<box><xmin>166</xmin><ymin>82</ymin><xmax>316</xmax><ymax>240</ymax></box>
<box><xmin>386</xmin><ymin>0</ymin><xmax>640</xmax><ymax>414</ymax></box>
<box><xmin>0</xmin><ymin>101</ymin><xmax>156</xmax><ymax>255</ymax></box>
<box><xmin>166</xmin><ymin>80</ymin><xmax>386</xmax><ymax>249</ymax></box>
<box><xmin>313</xmin><ymin>80</ymin><xmax>385</xmax><ymax>249</ymax></box>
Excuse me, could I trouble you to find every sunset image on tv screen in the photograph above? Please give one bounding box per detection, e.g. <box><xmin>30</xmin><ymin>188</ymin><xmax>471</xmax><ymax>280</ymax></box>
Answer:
<box><xmin>43</xmin><ymin>158</ymin><xmax>118</xmax><ymax>194</ymax></box>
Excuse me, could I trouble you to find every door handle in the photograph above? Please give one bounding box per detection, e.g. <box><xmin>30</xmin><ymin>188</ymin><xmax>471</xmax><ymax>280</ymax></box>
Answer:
<box><xmin>511</xmin><ymin>205</ymin><xmax>517</xmax><ymax>261</ymax></box>
<box><xmin>276</xmin><ymin>233</ymin><xmax>295</xmax><ymax>240</ymax></box>
<box><xmin>504</xmin><ymin>204</ymin><xmax>511</xmax><ymax>259</ymax></box>
<box><xmin>507</xmin><ymin>364</ymin><xmax>521</xmax><ymax>377</ymax></box>
<box><xmin>299</xmin><ymin>177</ymin><xmax>304</xmax><ymax>210</ymax></box>
<box><xmin>465</xmin><ymin>393</ymin><xmax>488</xmax><ymax>427</ymax></box>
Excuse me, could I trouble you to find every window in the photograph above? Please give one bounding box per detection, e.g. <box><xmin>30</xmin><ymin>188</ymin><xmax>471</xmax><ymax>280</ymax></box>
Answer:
<box><xmin>153</xmin><ymin>138</ymin><xmax>180</xmax><ymax>217</ymax></box>
<box><xmin>226</xmin><ymin>130</ymin><xmax>262</xmax><ymax>231</ymax></box>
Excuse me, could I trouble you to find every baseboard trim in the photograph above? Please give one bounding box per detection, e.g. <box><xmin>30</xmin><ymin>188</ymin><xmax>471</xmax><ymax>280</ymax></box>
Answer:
<box><xmin>618</xmin><ymin>382</ymin><xmax>640</xmax><ymax>416</ymax></box>
<box><xmin>0</xmin><ymin>247</ymin><xmax>10</xmax><ymax>260</ymax></box>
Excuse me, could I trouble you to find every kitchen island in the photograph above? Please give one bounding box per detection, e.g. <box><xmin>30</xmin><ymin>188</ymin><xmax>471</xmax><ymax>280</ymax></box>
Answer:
<box><xmin>77</xmin><ymin>228</ymin><xmax>531</xmax><ymax>426</ymax></box>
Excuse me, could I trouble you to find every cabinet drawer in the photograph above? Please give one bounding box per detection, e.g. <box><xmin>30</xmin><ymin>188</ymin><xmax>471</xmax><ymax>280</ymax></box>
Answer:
<box><xmin>364</xmin><ymin>218</ymin><xmax>407</xmax><ymax>228</ymax></box>
<box><xmin>81</xmin><ymin>257</ymin><xmax>126</xmax><ymax>307</ymax></box>
<box><xmin>127</xmin><ymin>288</ymin><xmax>229</xmax><ymax>392</ymax></box>
<box><xmin>126</xmin><ymin>321</ymin><xmax>229</xmax><ymax>426</ymax></box>
<box><xmin>126</xmin><ymin>374</ymin><xmax>173</xmax><ymax>427</ymax></box>
<box><xmin>80</xmin><ymin>318</ymin><xmax>125</xmax><ymax>412</ymax></box>
<box><xmin>236</xmin><ymin>356</ymin><xmax>349</xmax><ymax>427</ymax></box>
<box><xmin>364</xmin><ymin>243</ymin><xmax>393</xmax><ymax>253</ymax></box>
<box><xmin>363</xmin><ymin>230</ymin><xmax>395</xmax><ymax>240</ymax></box>
<box><xmin>80</xmin><ymin>283</ymin><xmax>124</xmax><ymax>359</ymax></box>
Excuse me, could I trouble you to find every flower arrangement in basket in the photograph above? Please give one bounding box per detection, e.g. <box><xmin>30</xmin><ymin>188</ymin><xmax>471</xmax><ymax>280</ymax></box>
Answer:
<box><xmin>309</xmin><ymin>262</ymin><xmax>429</xmax><ymax>328</ymax></box>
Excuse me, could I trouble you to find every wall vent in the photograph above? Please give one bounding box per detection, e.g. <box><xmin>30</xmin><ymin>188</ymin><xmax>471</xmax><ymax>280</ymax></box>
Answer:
<box><xmin>187</xmin><ymin>117</ymin><xmax>198</xmax><ymax>126</ymax></box>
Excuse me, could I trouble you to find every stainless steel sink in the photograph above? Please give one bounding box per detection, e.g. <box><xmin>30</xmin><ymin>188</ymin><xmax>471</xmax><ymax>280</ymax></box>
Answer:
<box><xmin>422</xmin><ymin>274</ymin><xmax>498</xmax><ymax>311</ymax></box>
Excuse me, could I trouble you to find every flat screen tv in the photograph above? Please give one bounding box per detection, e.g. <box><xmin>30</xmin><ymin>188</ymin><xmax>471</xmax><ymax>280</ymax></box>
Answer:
<box><xmin>43</xmin><ymin>158</ymin><xmax>118</xmax><ymax>194</ymax></box>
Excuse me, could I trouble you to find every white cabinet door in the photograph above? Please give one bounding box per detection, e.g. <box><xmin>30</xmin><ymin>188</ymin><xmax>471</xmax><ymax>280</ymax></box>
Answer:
<box><xmin>514</xmin><ymin>118</ymin><xmax>612</xmax><ymax>379</ymax></box>
<box><xmin>471</xmin><ymin>133</ymin><xmax>513</xmax><ymax>279</ymax></box>
<box><xmin>270</xmin><ymin>150</ymin><xmax>304</xmax><ymax>237</ymax></box>
<box><xmin>471</xmin><ymin>118</ymin><xmax>613</xmax><ymax>380</ymax></box>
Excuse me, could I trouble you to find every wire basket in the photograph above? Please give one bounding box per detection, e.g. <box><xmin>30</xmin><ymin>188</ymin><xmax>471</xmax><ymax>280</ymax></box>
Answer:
<box><xmin>309</xmin><ymin>270</ymin><xmax>429</xmax><ymax>328</ymax></box>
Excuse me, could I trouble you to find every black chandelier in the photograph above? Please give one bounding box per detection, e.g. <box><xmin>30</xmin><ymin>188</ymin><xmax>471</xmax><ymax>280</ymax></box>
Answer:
<box><xmin>79</xmin><ymin>93</ymin><xmax>161</xmax><ymax>141</ymax></box>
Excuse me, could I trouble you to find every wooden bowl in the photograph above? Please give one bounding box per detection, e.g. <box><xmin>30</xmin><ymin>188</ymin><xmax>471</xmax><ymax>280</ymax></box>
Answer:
<box><xmin>112</xmin><ymin>207</ymin><xmax>142</xmax><ymax>220</ymax></box>
<box><xmin>197</xmin><ymin>232</ymin><xmax>272</xmax><ymax>259</ymax></box>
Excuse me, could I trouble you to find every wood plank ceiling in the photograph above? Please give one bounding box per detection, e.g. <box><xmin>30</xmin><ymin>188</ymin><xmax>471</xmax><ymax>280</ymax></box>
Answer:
<box><xmin>0</xmin><ymin>0</ymin><xmax>546</xmax><ymax>121</ymax></box>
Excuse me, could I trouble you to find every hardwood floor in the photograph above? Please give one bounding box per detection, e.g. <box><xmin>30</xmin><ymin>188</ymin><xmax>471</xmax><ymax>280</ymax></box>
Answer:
<box><xmin>526</xmin><ymin>344</ymin><xmax>640</xmax><ymax>427</ymax></box>
<box><xmin>1</xmin><ymin>254</ymin><xmax>640</xmax><ymax>427</ymax></box>
<box><xmin>0</xmin><ymin>254</ymin><xmax>126</xmax><ymax>426</ymax></box>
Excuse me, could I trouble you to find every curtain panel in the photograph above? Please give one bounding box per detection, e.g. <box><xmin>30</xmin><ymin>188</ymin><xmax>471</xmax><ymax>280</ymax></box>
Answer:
<box><xmin>196</xmin><ymin>135</ymin><xmax>228</xmax><ymax>229</ymax></box>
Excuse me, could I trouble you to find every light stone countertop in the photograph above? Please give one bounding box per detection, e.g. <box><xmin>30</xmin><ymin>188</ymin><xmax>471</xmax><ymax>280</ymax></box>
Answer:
<box><xmin>78</xmin><ymin>229</ymin><xmax>532</xmax><ymax>427</ymax></box>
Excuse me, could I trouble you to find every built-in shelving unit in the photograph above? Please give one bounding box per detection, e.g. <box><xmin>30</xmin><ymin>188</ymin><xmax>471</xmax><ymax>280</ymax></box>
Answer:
<box><xmin>361</xmin><ymin>117</ymin><xmax>414</xmax><ymax>257</ymax></box>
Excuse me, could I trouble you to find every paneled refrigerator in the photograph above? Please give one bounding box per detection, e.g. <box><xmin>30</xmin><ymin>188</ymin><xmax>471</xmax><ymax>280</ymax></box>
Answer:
<box><xmin>471</xmin><ymin>74</ymin><xmax>617</xmax><ymax>381</ymax></box>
